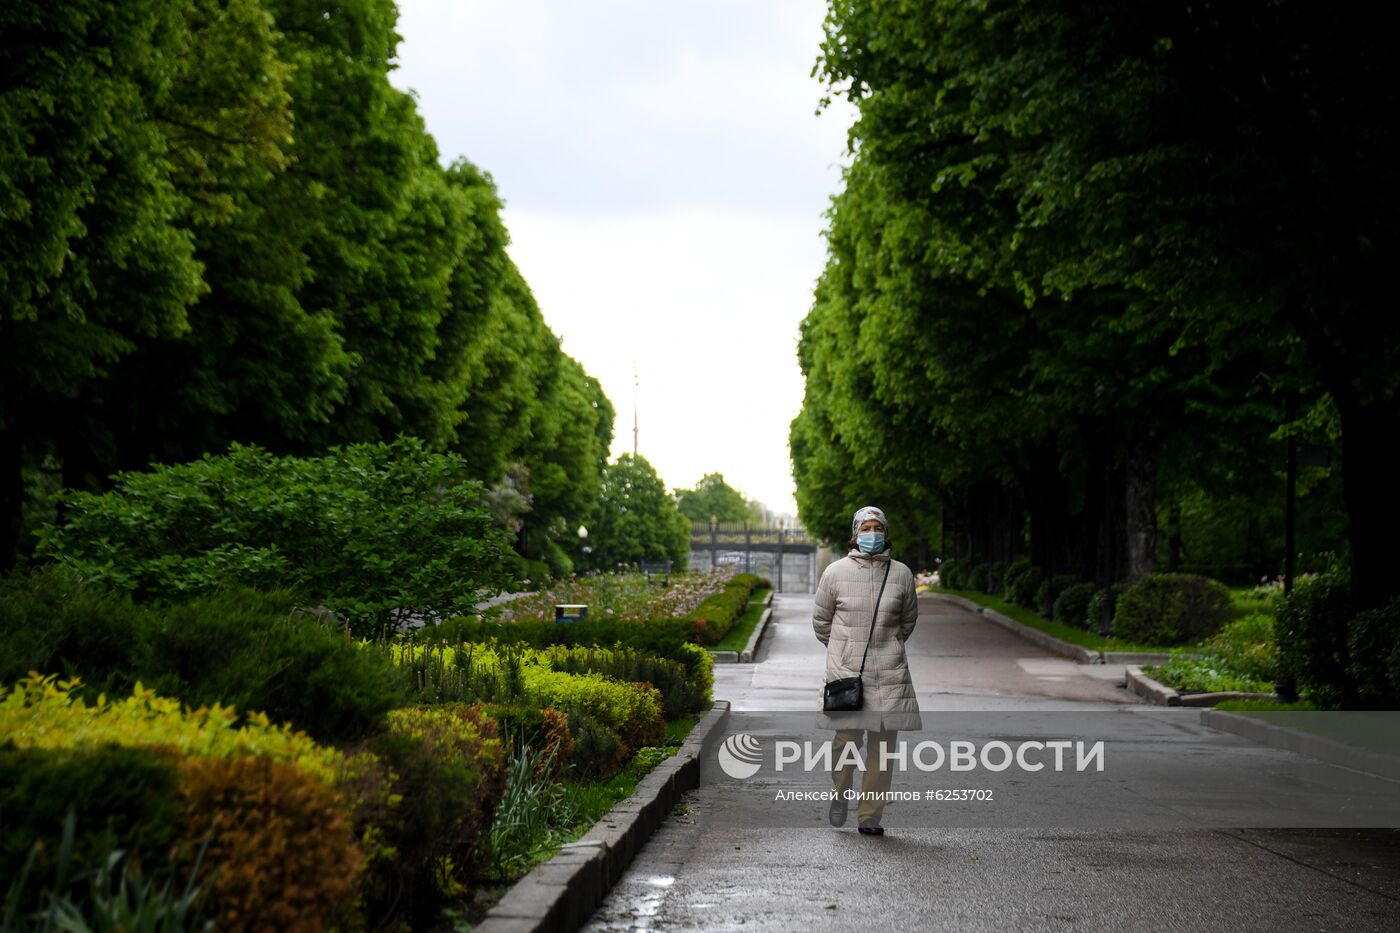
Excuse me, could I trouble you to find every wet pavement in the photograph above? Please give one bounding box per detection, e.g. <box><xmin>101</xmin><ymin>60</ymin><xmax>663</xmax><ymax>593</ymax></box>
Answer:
<box><xmin>581</xmin><ymin>594</ymin><xmax>1400</xmax><ymax>932</ymax></box>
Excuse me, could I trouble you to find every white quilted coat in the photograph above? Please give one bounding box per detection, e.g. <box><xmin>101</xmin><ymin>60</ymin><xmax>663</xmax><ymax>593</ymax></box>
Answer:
<box><xmin>813</xmin><ymin>547</ymin><xmax>923</xmax><ymax>731</ymax></box>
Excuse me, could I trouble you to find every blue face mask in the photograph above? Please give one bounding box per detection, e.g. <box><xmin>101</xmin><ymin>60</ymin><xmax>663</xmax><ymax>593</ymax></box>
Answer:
<box><xmin>856</xmin><ymin>531</ymin><xmax>885</xmax><ymax>554</ymax></box>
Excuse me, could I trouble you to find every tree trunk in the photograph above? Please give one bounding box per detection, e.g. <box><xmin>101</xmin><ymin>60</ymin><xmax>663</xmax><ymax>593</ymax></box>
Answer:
<box><xmin>1123</xmin><ymin>434</ymin><xmax>1159</xmax><ymax>583</ymax></box>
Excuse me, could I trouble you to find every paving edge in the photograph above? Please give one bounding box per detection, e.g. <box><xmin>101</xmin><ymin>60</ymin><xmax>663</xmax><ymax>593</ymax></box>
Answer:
<box><xmin>1199</xmin><ymin>709</ymin><xmax>1400</xmax><ymax>783</ymax></box>
<box><xmin>739</xmin><ymin>608</ymin><xmax>773</xmax><ymax>663</ymax></box>
<box><xmin>1125</xmin><ymin>664</ymin><xmax>1181</xmax><ymax>706</ymax></box>
<box><xmin>473</xmin><ymin>700</ymin><xmax>732</xmax><ymax>933</ymax></box>
<box><xmin>924</xmin><ymin>592</ymin><xmax>1100</xmax><ymax>664</ymax></box>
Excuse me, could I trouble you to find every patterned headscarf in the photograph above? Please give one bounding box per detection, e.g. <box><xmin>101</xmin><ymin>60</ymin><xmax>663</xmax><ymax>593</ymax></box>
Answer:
<box><xmin>851</xmin><ymin>505</ymin><xmax>888</xmax><ymax>537</ymax></box>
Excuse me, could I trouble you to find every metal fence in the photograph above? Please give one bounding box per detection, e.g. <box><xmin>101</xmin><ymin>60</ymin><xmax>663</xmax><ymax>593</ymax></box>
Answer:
<box><xmin>688</xmin><ymin>524</ymin><xmax>818</xmax><ymax>593</ymax></box>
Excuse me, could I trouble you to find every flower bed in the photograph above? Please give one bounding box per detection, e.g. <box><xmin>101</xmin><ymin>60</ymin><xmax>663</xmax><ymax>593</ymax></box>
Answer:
<box><xmin>493</xmin><ymin>569</ymin><xmax>732</xmax><ymax>623</ymax></box>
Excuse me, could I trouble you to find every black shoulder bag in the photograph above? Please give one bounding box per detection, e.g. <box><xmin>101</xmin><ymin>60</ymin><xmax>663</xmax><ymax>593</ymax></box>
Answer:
<box><xmin>822</xmin><ymin>560</ymin><xmax>892</xmax><ymax>711</ymax></box>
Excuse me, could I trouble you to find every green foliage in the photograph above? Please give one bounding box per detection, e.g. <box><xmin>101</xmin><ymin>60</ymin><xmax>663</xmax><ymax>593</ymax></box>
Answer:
<box><xmin>2</xmin><ymin>810</ymin><xmax>214</xmax><ymax>933</ymax></box>
<box><xmin>1207</xmin><ymin>614</ymin><xmax>1279</xmax><ymax>685</ymax></box>
<box><xmin>536</xmin><ymin>646</ymin><xmax>708</xmax><ymax>718</ymax></box>
<box><xmin>581</xmin><ymin>455</ymin><xmax>690</xmax><ymax>572</ymax></box>
<box><xmin>562</xmin><ymin>708</ymin><xmax>628</xmax><ymax>780</ymax></box>
<box><xmin>0</xmin><ymin>569</ymin><xmax>404</xmax><ymax>743</ymax></box>
<box><xmin>675</xmin><ymin>473</ymin><xmax>750</xmax><ymax>526</ymax></box>
<box><xmin>1142</xmin><ymin>658</ymin><xmax>1274</xmax><ymax>695</ymax></box>
<box><xmin>936</xmin><ymin>559</ymin><xmax>965</xmax><ymax>591</ymax></box>
<box><xmin>686</xmin><ymin>574</ymin><xmax>764</xmax><ymax>645</ymax></box>
<box><xmin>365</xmin><ymin>705</ymin><xmax>507</xmax><ymax>925</ymax></box>
<box><xmin>38</xmin><ymin>439</ymin><xmax>515</xmax><ymax>632</ymax></box>
<box><xmin>0</xmin><ymin>746</ymin><xmax>182</xmax><ymax>911</ymax></box>
<box><xmin>967</xmin><ymin>564</ymin><xmax>988</xmax><ymax>594</ymax></box>
<box><xmin>420</xmin><ymin>615</ymin><xmax>702</xmax><ymax>673</ymax></box>
<box><xmin>983</xmin><ymin>561</ymin><xmax>1005</xmax><ymax>597</ymax></box>
<box><xmin>1112</xmin><ymin>574</ymin><xmax>1235</xmax><ymax>646</ymax></box>
<box><xmin>1009</xmin><ymin>566</ymin><xmax>1043</xmax><ymax>610</ymax></box>
<box><xmin>1053</xmin><ymin>583</ymin><xmax>1099</xmax><ymax>631</ymax></box>
<box><xmin>1347</xmin><ymin>598</ymin><xmax>1400</xmax><ymax>709</ymax></box>
<box><xmin>488</xmin><ymin>739</ymin><xmax>567</xmax><ymax>879</ymax></box>
<box><xmin>1037</xmin><ymin>575</ymin><xmax>1078</xmax><ymax>618</ymax></box>
<box><xmin>1086</xmin><ymin>585</ymin><xmax>1124</xmax><ymax>635</ymax></box>
<box><xmin>1276</xmin><ymin>571</ymin><xmax>1354</xmax><ymax>707</ymax></box>
<box><xmin>1001</xmin><ymin>559</ymin><xmax>1032</xmax><ymax>602</ymax></box>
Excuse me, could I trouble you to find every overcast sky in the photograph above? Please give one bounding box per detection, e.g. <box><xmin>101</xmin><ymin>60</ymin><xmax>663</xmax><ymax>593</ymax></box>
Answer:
<box><xmin>389</xmin><ymin>0</ymin><xmax>857</xmax><ymax>517</ymax></box>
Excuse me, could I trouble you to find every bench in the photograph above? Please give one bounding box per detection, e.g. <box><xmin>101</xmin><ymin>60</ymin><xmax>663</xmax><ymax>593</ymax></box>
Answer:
<box><xmin>640</xmin><ymin>560</ymin><xmax>673</xmax><ymax>587</ymax></box>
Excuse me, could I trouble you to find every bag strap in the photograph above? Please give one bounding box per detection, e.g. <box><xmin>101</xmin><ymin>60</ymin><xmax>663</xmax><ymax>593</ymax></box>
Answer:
<box><xmin>856</xmin><ymin>560</ymin><xmax>893</xmax><ymax>676</ymax></box>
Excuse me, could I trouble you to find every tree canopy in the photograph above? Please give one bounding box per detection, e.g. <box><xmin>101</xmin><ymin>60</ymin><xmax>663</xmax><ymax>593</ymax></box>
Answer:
<box><xmin>581</xmin><ymin>455</ymin><xmax>691</xmax><ymax>572</ymax></box>
<box><xmin>794</xmin><ymin>0</ymin><xmax>1384</xmax><ymax>603</ymax></box>
<box><xmin>676</xmin><ymin>473</ymin><xmax>752</xmax><ymax>526</ymax></box>
<box><xmin>1</xmin><ymin>0</ymin><xmax>614</xmax><ymax>579</ymax></box>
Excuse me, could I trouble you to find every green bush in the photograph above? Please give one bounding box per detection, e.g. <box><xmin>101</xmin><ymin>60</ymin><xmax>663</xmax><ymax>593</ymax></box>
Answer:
<box><xmin>0</xmin><ymin>745</ymin><xmax>182</xmax><ymax>910</ymax></box>
<box><xmin>936</xmin><ymin>558</ymin><xmax>963</xmax><ymax>590</ymax></box>
<box><xmin>1009</xmin><ymin>565</ymin><xmax>1043</xmax><ymax>608</ymax></box>
<box><xmin>563</xmin><ymin>708</ymin><xmax>628</xmax><ymax>779</ymax></box>
<box><xmin>3</xmin><ymin>810</ymin><xmax>214</xmax><ymax>931</ymax></box>
<box><xmin>537</xmin><ymin>645</ymin><xmax>708</xmax><ymax>717</ymax></box>
<box><xmin>365</xmin><ymin>705</ymin><xmax>507</xmax><ymax>926</ymax></box>
<box><xmin>1347</xmin><ymin>597</ymin><xmax>1400</xmax><ymax>708</ymax></box>
<box><xmin>37</xmin><ymin>438</ymin><xmax>517</xmax><ymax>633</ymax></box>
<box><xmin>1276</xmin><ymin>571</ymin><xmax>1353</xmax><ymax>707</ymax></box>
<box><xmin>1086</xmin><ymin>584</ymin><xmax>1124</xmax><ymax>634</ymax></box>
<box><xmin>1053</xmin><ymin>583</ymin><xmax>1099</xmax><ymax>630</ymax></box>
<box><xmin>521</xmin><ymin>667</ymin><xmax>664</xmax><ymax>751</ymax></box>
<box><xmin>1112</xmin><ymin>573</ymin><xmax>1234</xmax><ymax>645</ymax></box>
<box><xmin>1036</xmin><ymin>574</ymin><xmax>1077</xmax><ymax>617</ymax></box>
<box><xmin>0</xmin><ymin>570</ymin><xmax>405</xmax><ymax>743</ymax></box>
<box><xmin>1207</xmin><ymin>613</ymin><xmax>1278</xmax><ymax>684</ymax></box>
<box><xmin>967</xmin><ymin>564</ymin><xmax>988</xmax><ymax>593</ymax></box>
<box><xmin>1000</xmin><ymin>558</ymin><xmax>1031</xmax><ymax>600</ymax></box>
<box><xmin>687</xmin><ymin>574</ymin><xmax>762</xmax><ymax>644</ymax></box>
<box><xmin>984</xmin><ymin>561</ymin><xmax>1005</xmax><ymax>596</ymax></box>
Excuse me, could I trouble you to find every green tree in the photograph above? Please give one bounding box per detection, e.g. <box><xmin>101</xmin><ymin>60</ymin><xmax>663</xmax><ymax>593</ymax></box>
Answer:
<box><xmin>1</xmin><ymin>0</ymin><xmax>205</xmax><ymax>567</ymax></box>
<box><xmin>582</xmin><ymin>455</ymin><xmax>690</xmax><ymax>571</ymax></box>
<box><xmin>675</xmin><ymin>473</ymin><xmax>751</xmax><ymax>526</ymax></box>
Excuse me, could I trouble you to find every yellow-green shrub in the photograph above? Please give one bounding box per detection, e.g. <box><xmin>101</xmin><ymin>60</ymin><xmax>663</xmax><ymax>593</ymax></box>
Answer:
<box><xmin>361</xmin><ymin>704</ymin><xmax>507</xmax><ymax>926</ymax></box>
<box><xmin>177</xmin><ymin>755</ymin><xmax>362</xmax><ymax>932</ymax></box>
<box><xmin>0</xmin><ymin>674</ymin><xmax>348</xmax><ymax>784</ymax></box>
<box><xmin>520</xmin><ymin>666</ymin><xmax>664</xmax><ymax>750</ymax></box>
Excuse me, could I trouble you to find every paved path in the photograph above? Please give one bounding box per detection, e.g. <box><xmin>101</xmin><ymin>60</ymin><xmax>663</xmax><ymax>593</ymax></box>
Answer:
<box><xmin>582</xmin><ymin>594</ymin><xmax>1400</xmax><ymax>932</ymax></box>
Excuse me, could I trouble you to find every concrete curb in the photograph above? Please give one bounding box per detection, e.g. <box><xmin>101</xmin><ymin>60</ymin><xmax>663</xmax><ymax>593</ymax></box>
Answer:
<box><xmin>1126</xmin><ymin>664</ymin><xmax>1180</xmax><ymax>705</ymax></box>
<box><xmin>1101</xmin><ymin>652</ymin><xmax>1175</xmax><ymax>665</ymax></box>
<box><xmin>474</xmin><ymin>700</ymin><xmax>732</xmax><ymax>933</ymax></box>
<box><xmin>1200</xmin><ymin>710</ymin><xmax>1400</xmax><ymax>783</ymax></box>
<box><xmin>925</xmin><ymin>592</ymin><xmax>1100</xmax><ymax>663</ymax></box>
<box><xmin>739</xmin><ymin>608</ymin><xmax>773</xmax><ymax>663</ymax></box>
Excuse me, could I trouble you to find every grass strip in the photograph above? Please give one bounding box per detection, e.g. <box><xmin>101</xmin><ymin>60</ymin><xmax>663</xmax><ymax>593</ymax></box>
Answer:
<box><xmin>712</xmin><ymin>589</ymin><xmax>772</xmax><ymax>653</ymax></box>
<box><xmin>934</xmin><ymin>587</ymin><xmax>1195</xmax><ymax>654</ymax></box>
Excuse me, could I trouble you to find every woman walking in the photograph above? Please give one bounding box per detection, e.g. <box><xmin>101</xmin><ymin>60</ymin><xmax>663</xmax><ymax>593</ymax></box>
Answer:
<box><xmin>813</xmin><ymin>505</ymin><xmax>922</xmax><ymax>835</ymax></box>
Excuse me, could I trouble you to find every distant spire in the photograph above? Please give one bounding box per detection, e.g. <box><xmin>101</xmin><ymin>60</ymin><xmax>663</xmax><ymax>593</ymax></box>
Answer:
<box><xmin>632</xmin><ymin>363</ymin><xmax>639</xmax><ymax>458</ymax></box>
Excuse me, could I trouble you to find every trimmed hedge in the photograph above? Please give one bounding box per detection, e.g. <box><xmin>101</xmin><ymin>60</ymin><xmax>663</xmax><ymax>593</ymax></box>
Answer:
<box><xmin>1276</xmin><ymin>571</ymin><xmax>1354</xmax><ymax>707</ymax></box>
<box><xmin>0</xmin><ymin>568</ymin><xmax>405</xmax><ymax>743</ymax></box>
<box><xmin>1112</xmin><ymin>573</ymin><xmax>1234</xmax><ymax>645</ymax></box>
<box><xmin>1054</xmin><ymin>582</ymin><xmax>1099</xmax><ymax>630</ymax></box>
<box><xmin>687</xmin><ymin>573</ymin><xmax>764</xmax><ymax>644</ymax></box>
